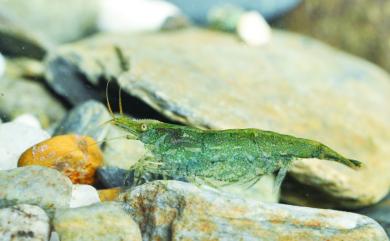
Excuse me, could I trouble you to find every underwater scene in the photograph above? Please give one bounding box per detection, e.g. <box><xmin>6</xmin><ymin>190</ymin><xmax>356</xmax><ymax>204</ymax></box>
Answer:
<box><xmin>0</xmin><ymin>0</ymin><xmax>389</xmax><ymax>240</ymax></box>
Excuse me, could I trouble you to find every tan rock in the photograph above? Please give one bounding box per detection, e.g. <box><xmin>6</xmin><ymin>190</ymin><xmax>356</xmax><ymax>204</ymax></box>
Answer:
<box><xmin>120</xmin><ymin>181</ymin><xmax>388</xmax><ymax>241</ymax></box>
<box><xmin>45</xmin><ymin>28</ymin><xmax>390</xmax><ymax>208</ymax></box>
<box><xmin>18</xmin><ymin>134</ymin><xmax>103</xmax><ymax>184</ymax></box>
<box><xmin>53</xmin><ymin>202</ymin><xmax>142</xmax><ymax>241</ymax></box>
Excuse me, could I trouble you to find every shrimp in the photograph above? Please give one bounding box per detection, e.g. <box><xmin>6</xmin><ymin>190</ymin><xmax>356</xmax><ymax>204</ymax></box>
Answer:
<box><xmin>109</xmin><ymin>115</ymin><xmax>361</xmax><ymax>190</ymax></box>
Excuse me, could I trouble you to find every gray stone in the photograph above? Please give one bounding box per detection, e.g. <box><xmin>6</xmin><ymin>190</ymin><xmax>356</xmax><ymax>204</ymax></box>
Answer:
<box><xmin>44</xmin><ymin>29</ymin><xmax>390</xmax><ymax>208</ymax></box>
<box><xmin>358</xmin><ymin>193</ymin><xmax>390</xmax><ymax>237</ymax></box>
<box><xmin>96</xmin><ymin>166</ymin><xmax>133</xmax><ymax>188</ymax></box>
<box><xmin>0</xmin><ymin>121</ymin><xmax>50</xmax><ymax>170</ymax></box>
<box><xmin>0</xmin><ymin>0</ymin><xmax>98</xmax><ymax>59</ymax></box>
<box><xmin>53</xmin><ymin>202</ymin><xmax>142</xmax><ymax>241</ymax></box>
<box><xmin>0</xmin><ymin>166</ymin><xmax>72</xmax><ymax>214</ymax></box>
<box><xmin>120</xmin><ymin>180</ymin><xmax>388</xmax><ymax>241</ymax></box>
<box><xmin>54</xmin><ymin>100</ymin><xmax>111</xmax><ymax>142</ymax></box>
<box><xmin>275</xmin><ymin>0</ymin><xmax>390</xmax><ymax>73</ymax></box>
<box><xmin>0</xmin><ymin>58</ymin><xmax>66</xmax><ymax>127</ymax></box>
<box><xmin>0</xmin><ymin>204</ymin><xmax>50</xmax><ymax>241</ymax></box>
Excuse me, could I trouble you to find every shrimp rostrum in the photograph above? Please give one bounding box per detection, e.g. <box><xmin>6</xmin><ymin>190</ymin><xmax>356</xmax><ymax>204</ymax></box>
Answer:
<box><xmin>111</xmin><ymin>115</ymin><xmax>361</xmax><ymax>189</ymax></box>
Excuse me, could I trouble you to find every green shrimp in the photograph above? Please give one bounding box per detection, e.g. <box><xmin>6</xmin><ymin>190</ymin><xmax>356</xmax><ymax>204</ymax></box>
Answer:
<box><xmin>109</xmin><ymin>115</ymin><xmax>361</xmax><ymax>189</ymax></box>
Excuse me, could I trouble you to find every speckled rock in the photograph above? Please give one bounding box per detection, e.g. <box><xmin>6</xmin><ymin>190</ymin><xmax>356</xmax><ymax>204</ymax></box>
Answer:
<box><xmin>0</xmin><ymin>166</ymin><xmax>72</xmax><ymax>214</ymax></box>
<box><xmin>18</xmin><ymin>134</ymin><xmax>104</xmax><ymax>185</ymax></box>
<box><xmin>0</xmin><ymin>0</ymin><xmax>98</xmax><ymax>59</ymax></box>
<box><xmin>0</xmin><ymin>204</ymin><xmax>50</xmax><ymax>241</ymax></box>
<box><xmin>0</xmin><ymin>121</ymin><xmax>50</xmax><ymax>170</ymax></box>
<box><xmin>275</xmin><ymin>0</ymin><xmax>390</xmax><ymax>72</ymax></box>
<box><xmin>358</xmin><ymin>193</ymin><xmax>390</xmax><ymax>237</ymax></box>
<box><xmin>54</xmin><ymin>100</ymin><xmax>111</xmax><ymax>142</ymax></box>
<box><xmin>120</xmin><ymin>180</ymin><xmax>388</xmax><ymax>241</ymax></box>
<box><xmin>53</xmin><ymin>202</ymin><xmax>142</xmax><ymax>241</ymax></box>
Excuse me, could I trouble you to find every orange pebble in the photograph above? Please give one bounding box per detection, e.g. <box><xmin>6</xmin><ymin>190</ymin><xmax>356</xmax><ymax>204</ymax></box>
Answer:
<box><xmin>18</xmin><ymin>134</ymin><xmax>103</xmax><ymax>185</ymax></box>
<box><xmin>98</xmin><ymin>188</ymin><xmax>121</xmax><ymax>202</ymax></box>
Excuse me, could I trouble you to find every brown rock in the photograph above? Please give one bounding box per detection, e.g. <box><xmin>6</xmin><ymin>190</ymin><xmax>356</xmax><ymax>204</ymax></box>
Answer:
<box><xmin>18</xmin><ymin>134</ymin><xmax>103</xmax><ymax>184</ymax></box>
<box><xmin>98</xmin><ymin>188</ymin><xmax>121</xmax><ymax>202</ymax></box>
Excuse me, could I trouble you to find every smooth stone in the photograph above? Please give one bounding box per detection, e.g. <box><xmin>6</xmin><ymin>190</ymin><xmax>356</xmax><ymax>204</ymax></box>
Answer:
<box><xmin>54</xmin><ymin>100</ymin><xmax>111</xmax><ymax>142</ymax></box>
<box><xmin>98</xmin><ymin>0</ymin><xmax>184</xmax><ymax>32</ymax></box>
<box><xmin>18</xmin><ymin>134</ymin><xmax>104</xmax><ymax>185</ymax></box>
<box><xmin>53</xmin><ymin>202</ymin><xmax>142</xmax><ymax>241</ymax></box>
<box><xmin>275</xmin><ymin>0</ymin><xmax>390</xmax><ymax>72</ymax></box>
<box><xmin>70</xmin><ymin>185</ymin><xmax>100</xmax><ymax>208</ymax></box>
<box><xmin>166</xmin><ymin>0</ymin><xmax>301</xmax><ymax>23</ymax></box>
<box><xmin>0</xmin><ymin>0</ymin><xmax>98</xmax><ymax>59</ymax></box>
<box><xmin>96</xmin><ymin>166</ymin><xmax>133</xmax><ymax>188</ymax></box>
<box><xmin>0</xmin><ymin>58</ymin><xmax>66</xmax><ymax>127</ymax></box>
<box><xmin>0</xmin><ymin>204</ymin><xmax>50</xmax><ymax>241</ymax></box>
<box><xmin>120</xmin><ymin>180</ymin><xmax>388</xmax><ymax>241</ymax></box>
<box><xmin>49</xmin><ymin>232</ymin><xmax>60</xmax><ymax>241</ymax></box>
<box><xmin>102</xmin><ymin>125</ymin><xmax>146</xmax><ymax>170</ymax></box>
<box><xmin>98</xmin><ymin>188</ymin><xmax>121</xmax><ymax>202</ymax></box>
<box><xmin>13</xmin><ymin>113</ymin><xmax>42</xmax><ymax>129</ymax></box>
<box><xmin>237</xmin><ymin>11</ymin><xmax>271</xmax><ymax>46</ymax></box>
<box><xmin>44</xmin><ymin>29</ymin><xmax>390</xmax><ymax>208</ymax></box>
<box><xmin>0</xmin><ymin>166</ymin><xmax>72</xmax><ymax>214</ymax></box>
<box><xmin>0</xmin><ymin>122</ymin><xmax>50</xmax><ymax>170</ymax></box>
<box><xmin>358</xmin><ymin>193</ymin><xmax>390</xmax><ymax>237</ymax></box>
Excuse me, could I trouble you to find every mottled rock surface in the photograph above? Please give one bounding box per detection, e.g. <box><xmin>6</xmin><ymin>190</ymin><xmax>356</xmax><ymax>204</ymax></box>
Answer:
<box><xmin>45</xmin><ymin>29</ymin><xmax>390</xmax><ymax>208</ymax></box>
<box><xmin>53</xmin><ymin>202</ymin><xmax>141</xmax><ymax>241</ymax></box>
<box><xmin>0</xmin><ymin>166</ymin><xmax>72</xmax><ymax>213</ymax></box>
<box><xmin>120</xmin><ymin>181</ymin><xmax>388</xmax><ymax>241</ymax></box>
<box><xmin>275</xmin><ymin>0</ymin><xmax>390</xmax><ymax>72</ymax></box>
<box><xmin>0</xmin><ymin>204</ymin><xmax>50</xmax><ymax>241</ymax></box>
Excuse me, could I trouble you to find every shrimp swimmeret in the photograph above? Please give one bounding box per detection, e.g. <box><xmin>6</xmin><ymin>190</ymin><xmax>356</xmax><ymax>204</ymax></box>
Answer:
<box><xmin>109</xmin><ymin>114</ymin><xmax>361</xmax><ymax>189</ymax></box>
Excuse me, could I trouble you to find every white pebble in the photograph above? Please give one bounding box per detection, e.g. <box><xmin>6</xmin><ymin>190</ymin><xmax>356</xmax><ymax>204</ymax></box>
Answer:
<box><xmin>0</xmin><ymin>122</ymin><xmax>50</xmax><ymax>170</ymax></box>
<box><xmin>13</xmin><ymin>113</ymin><xmax>42</xmax><ymax>129</ymax></box>
<box><xmin>98</xmin><ymin>0</ymin><xmax>181</xmax><ymax>32</ymax></box>
<box><xmin>49</xmin><ymin>232</ymin><xmax>60</xmax><ymax>241</ymax></box>
<box><xmin>0</xmin><ymin>52</ymin><xmax>4</xmax><ymax>78</ymax></box>
<box><xmin>70</xmin><ymin>184</ymin><xmax>100</xmax><ymax>208</ymax></box>
<box><xmin>237</xmin><ymin>11</ymin><xmax>272</xmax><ymax>46</ymax></box>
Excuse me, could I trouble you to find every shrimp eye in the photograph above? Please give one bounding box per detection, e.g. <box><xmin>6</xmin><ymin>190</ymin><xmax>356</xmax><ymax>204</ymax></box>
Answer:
<box><xmin>140</xmin><ymin>123</ymin><xmax>148</xmax><ymax>131</ymax></box>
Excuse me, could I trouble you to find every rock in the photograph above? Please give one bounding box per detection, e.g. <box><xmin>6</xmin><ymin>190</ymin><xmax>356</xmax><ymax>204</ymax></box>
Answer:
<box><xmin>166</xmin><ymin>0</ymin><xmax>301</xmax><ymax>23</ymax></box>
<box><xmin>98</xmin><ymin>0</ymin><xmax>185</xmax><ymax>32</ymax></box>
<box><xmin>0</xmin><ymin>121</ymin><xmax>50</xmax><ymax>170</ymax></box>
<box><xmin>0</xmin><ymin>166</ymin><xmax>72</xmax><ymax>214</ymax></box>
<box><xmin>102</xmin><ymin>125</ymin><xmax>146</xmax><ymax>170</ymax></box>
<box><xmin>0</xmin><ymin>204</ymin><xmax>50</xmax><ymax>241</ymax></box>
<box><xmin>54</xmin><ymin>100</ymin><xmax>111</xmax><ymax>142</ymax></box>
<box><xmin>96</xmin><ymin>166</ymin><xmax>135</xmax><ymax>188</ymax></box>
<box><xmin>98</xmin><ymin>188</ymin><xmax>121</xmax><ymax>202</ymax></box>
<box><xmin>358</xmin><ymin>193</ymin><xmax>390</xmax><ymax>237</ymax></box>
<box><xmin>43</xmin><ymin>29</ymin><xmax>390</xmax><ymax>208</ymax></box>
<box><xmin>274</xmin><ymin>0</ymin><xmax>390</xmax><ymax>73</ymax></box>
<box><xmin>0</xmin><ymin>58</ymin><xmax>66</xmax><ymax>127</ymax></box>
<box><xmin>120</xmin><ymin>180</ymin><xmax>388</xmax><ymax>241</ymax></box>
<box><xmin>70</xmin><ymin>185</ymin><xmax>100</xmax><ymax>208</ymax></box>
<box><xmin>18</xmin><ymin>134</ymin><xmax>104</xmax><ymax>185</ymax></box>
<box><xmin>0</xmin><ymin>0</ymin><xmax>98</xmax><ymax>59</ymax></box>
<box><xmin>49</xmin><ymin>232</ymin><xmax>60</xmax><ymax>241</ymax></box>
<box><xmin>53</xmin><ymin>202</ymin><xmax>142</xmax><ymax>241</ymax></box>
<box><xmin>13</xmin><ymin>113</ymin><xmax>42</xmax><ymax>129</ymax></box>
<box><xmin>208</xmin><ymin>5</ymin><xmax>271</xmax><ymax>46</ymax></box>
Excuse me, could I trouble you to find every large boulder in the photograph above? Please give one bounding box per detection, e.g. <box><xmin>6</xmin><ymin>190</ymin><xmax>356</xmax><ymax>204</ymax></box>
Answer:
<box><xmin>45</xmin><ymin>28</ymin><xmax>390</xmax><ymax>208</ymax></box>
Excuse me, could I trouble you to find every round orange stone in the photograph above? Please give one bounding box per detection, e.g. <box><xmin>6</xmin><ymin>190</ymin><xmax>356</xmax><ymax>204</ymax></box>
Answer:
<box><xmin>18</xmin><ymin>134</ymin><xmax>103</xmax><ymax>184</ymax></box>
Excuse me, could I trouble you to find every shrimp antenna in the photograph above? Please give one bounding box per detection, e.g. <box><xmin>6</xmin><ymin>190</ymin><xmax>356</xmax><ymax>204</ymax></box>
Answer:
<box><xmin>118</xmin><ymin>84</ymin><xmax>123</xmax><ymax>115</ymax></box>
<box><xmin>106</xmin><ymin>78</ymin><xmax>115</xmax><ymax>118</ymax></box>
